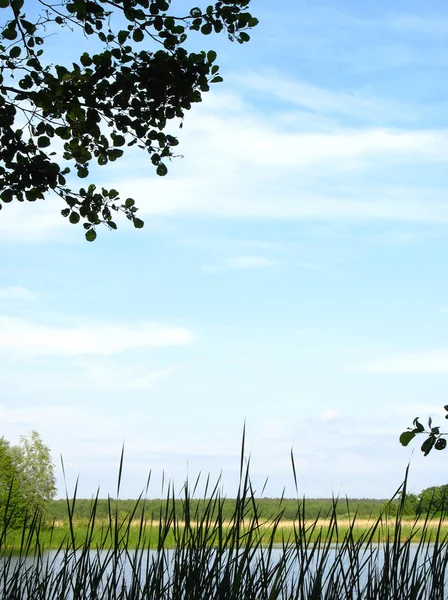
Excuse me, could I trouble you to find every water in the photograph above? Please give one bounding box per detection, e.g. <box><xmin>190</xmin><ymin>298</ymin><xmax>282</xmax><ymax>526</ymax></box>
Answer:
<box><xmin>1</xmin><ymin>542</ymin><xmax>448</xmax><ymax>599</ymax></box>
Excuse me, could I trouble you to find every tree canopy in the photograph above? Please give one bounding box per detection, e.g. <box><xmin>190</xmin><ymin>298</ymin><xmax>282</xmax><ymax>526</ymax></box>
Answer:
<box><xmin>0</xmin><ymin>0</ymin><xmax>257</xmax><ymax>240</ymax></box>
<box><xmin>0</xmin><ymin>430</ymin><xmax>56</xmax><ymax>529</ymax></box>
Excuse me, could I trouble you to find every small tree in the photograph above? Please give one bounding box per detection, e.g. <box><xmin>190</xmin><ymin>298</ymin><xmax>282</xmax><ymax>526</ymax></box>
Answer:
<box><xmin>12</xmin><ymin>430</ymin><xmax>57</xmax><ymax>517</ymax></box>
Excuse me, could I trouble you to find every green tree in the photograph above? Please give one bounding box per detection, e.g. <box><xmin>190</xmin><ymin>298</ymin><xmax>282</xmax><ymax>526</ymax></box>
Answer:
<box><xmin>0</xmin><ymin>431</ymin><xmax>56</xmax><ymax>529</ymax></box>
<box><xmin>0</xmin><ymin>437</ymin><xmax>27</xmax><ymax>529</ymax></box>
<box><xmin>418</xmin><ymin>485</ymin><xmax>448</xmax><ymax>515</ymax></box>
<box><xmin>12</xmin><ymin>430</ymin><xmax>57</xmax><ymax>517</ymax></box>
<box><xmin>0</xmin><ymin>0</ymin><xmax>257</xmax><ymax>240</ymax></box>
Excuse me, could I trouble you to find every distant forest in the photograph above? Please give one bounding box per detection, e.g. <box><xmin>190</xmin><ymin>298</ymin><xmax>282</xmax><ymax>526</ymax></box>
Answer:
<box><xmin>46</xmin><ymin>497</ymin><xmax>398</xmax><ymax>522</ymax></box>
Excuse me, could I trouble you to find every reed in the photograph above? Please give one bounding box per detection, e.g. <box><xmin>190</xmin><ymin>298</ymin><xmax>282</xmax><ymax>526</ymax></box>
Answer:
<box><xmin>1</xmin><ymin>449</ymin><xmax>447</xmax><ymax>599</ymax></box>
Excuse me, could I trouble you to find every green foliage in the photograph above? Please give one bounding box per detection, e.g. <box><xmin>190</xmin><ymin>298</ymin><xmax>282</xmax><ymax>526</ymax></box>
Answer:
<box><xmin>0</xmin><ymin>0</ymin><xmax>257</xmax><ymax>240</ymax></box>
<box><xmin>400</xmin><ymin>408</ymin><xmax>448</xmax><ymax>456</ymax></box>
<box><xmin>12</xmin><ymin>430</ymin><xmax>57</xmax><ymax>516</ymax></box>
<box><xmin>0</xmin><ymin>431</ymin><xmax>56</xmax><ymax>530</ymax></box>
<box><xmin>418</xmin><ymin>484</ymin><xmax>448</xmax><ymax>515</ymax></box>
<box><xmin>46</xmin><ymin>495</ymin><xmax>390</xmax><ymax>523</ymax></box>
<box><xmin>0</xmin><ymin>437</ymin><xmax>26</xmax><ymax>529</ymax></box>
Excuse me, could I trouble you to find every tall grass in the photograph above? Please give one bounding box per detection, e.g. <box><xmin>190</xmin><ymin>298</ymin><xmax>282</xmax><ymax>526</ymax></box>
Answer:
<box><xmin>1</xmin><ymin>449</ymin><xmax>448</xmax><ymax>599</ymax></box>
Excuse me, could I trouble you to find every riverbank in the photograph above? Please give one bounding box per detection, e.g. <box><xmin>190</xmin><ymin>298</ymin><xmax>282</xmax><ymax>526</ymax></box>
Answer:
<box><xmin>3</xmin><ymin>515</ymin><xmax>448</xmax><ymax>550</ymax></box>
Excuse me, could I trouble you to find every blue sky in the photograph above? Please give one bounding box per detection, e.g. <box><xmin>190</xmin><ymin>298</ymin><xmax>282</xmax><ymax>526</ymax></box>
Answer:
<box><xmin>2</xmin><ymin>0</ymin><xmax>448</xmax><ymax>499</ymax></box>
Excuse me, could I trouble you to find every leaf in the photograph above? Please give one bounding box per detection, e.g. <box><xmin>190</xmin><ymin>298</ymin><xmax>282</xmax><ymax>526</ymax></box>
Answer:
<box><xmin>55</xmin><ymin>127</ymin><xmax>71</xmax><ymax>140</ymax></box>
<box><xmin>133</xmin><ymin>217</ymin><xmax>144</xmax><ymax>228</ymax></box>
<box><xmin>156</xmin><ymin>163</ymin><xmax>167</xmax><ymax>176</ymax></box>
<box><xmin>0</xmin><ymin>0</ymin><xmax>9</xmax><ymax>7</ymax></box>
<box><xmin>108</xmin><ymin>149</ymin><xmax>123</xmax><ymax>161</ymax></box>
<box><xmin>1</xmin><ymin>189</ymin><xmax>13</xmax><ymax>202</ymax></box>
<box><xmin>413</xmin><ymin>418</ymin><xmax>425</xmax><ymax>433</ymax></box>
<box><xmin>80</xmin><ymin>53</ymin><xmax>92</xmax><ymax>67</ymax></box>
<box><xmin>9</xmin><ymin>46</ymin><xmax>21</xmax><ymax>59</ymax></box>
<box><xmin>37</xmin><ymin>136</ymin><xmax>51</xmax><ymax>148</ymax></box>
<box><xmin>69</xmin><ymin>212</ymin><xmax>80</xmax><ymax>224</ymax></box>
<box><xmin>113</xmin><ymin>135</ymin><xmax>126</xmax><ymax>147</ymax></box>
<box><xmin>201</xmin><ymin>23</ymin><xmax>212</xmax><ymax>35</ymax></box>
<box><xmin>133</xmin><ymin>28</ymin><xmax>144</xmax><ymax>42</ymax></box>
<box><xmin>207</xmin><ymin>50</ymin><xmax>217</xmax><ymax>63</ymax></box>
<box><xmin>399</xmin><ymin>431</ymin><xmax>416</xmax><ymax>447</ymax></box>
<box><xmin>85</xmin><ymin>229</ymin><xmax>97</xmax><ymax>242</ymax></box>
<box><xmin>421</xmin><ymin>436</ymin><xmax>436</xmax><ymax>457</ymax></box>
<box><xmin>2</xmin><ymin>26</ymin><xmax>18</xmax><ymax>41</ymax></box>
<box><xmin>435</xmin><ymin>438</ymin><xmax>447</xmax><ymax>451</ymax></box>
<box><xmin>77</xmin><ymin>166</ymin><xmax>89</xmax><ymax>178</ymax></box>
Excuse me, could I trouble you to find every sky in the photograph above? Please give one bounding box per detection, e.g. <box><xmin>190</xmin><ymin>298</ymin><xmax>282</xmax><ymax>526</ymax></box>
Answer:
<box><xmin>2</xmin><ymin>0</ymin><xmax>448</xmax><ymax>500</ymax></box>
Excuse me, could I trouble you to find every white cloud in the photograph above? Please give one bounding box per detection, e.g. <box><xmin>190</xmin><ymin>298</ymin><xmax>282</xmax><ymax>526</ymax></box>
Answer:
<box><xmin>320</xmin><ymin>410</ymin><xmax>340</xmax><ymax>422</ymax></box>
<box><xmin>226</xmin><ymin>256</ymin><xmax>279</xmax><ymax>269</ymax></box>
<box><xmin>0</xmin><ymin>316</ymin><xmax>194</xmax><ymax>356</ymax></box>
<box><xmin>354</xmin><ymin>350</ymin><xmax>448</xmax><ymax>374</ymax></box>
<box><xmin>73</xmin><ymin>360</ymin><xmax>179</xmax><ymax>391</ymax></box>
<box><xmin>232</xmin><ymin>71</ymin><xmax>409</xmax><ymax>123</ymax></box>
<box><xmin>0</xmin><ymin>286</ymin><xmax>39</xmax><ymax>303</ymax></box>
<box><xmin>2</xmin><ymin>82</ymin><xmax>448</xmax><ymax>241</ymax></box>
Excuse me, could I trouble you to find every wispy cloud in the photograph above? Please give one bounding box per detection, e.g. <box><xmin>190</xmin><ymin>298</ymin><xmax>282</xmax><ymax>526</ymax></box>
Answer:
<box><xmin>225</xmin><ymin>256</ymin><xmax>279</xmax><ymax>269</ymax></box>
<box><xmin>2</xmin><ymin>80</ymin><xmax>448</xmax><ymax>241</ymax></box>
<box><xmin>232</xmin><ymin>71</ymin><xmax>411</xmax><ymax>124</ymax></box>
<box><xmin>354</xmin><ymin>350</ymin><xmax>448</xmax><ymax>375</ymax></box>
<box><xmin>0</xmin><ymin>316</ymin><xmax>194</xmax><ymax>356</ymax></box>
<box><xmin>0</xmin><ymin>286</ymin><xmax>39</xmax><ymax>303</ymax></box>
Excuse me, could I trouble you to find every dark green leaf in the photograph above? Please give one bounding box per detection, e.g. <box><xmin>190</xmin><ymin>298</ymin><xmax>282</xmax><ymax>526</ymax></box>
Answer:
<box><xmin>421</xmin><ymin>436</ymin><xmax>436</xmax><ymax>456</ymax></box>
<box><xmin>133</xmin><ymin>217</ymin><xmax>144</xmax><ymax>228</ymax></box>
<box><xmin>132</xmin><ymin>28</ymin><xmax>144</xmax><ymax>42</ymax></box>
<box><xmin>78</xmin><ymin>166</ymin><xmax>89</xmax><ymax>178</ymax></box>
<box><xmin>2</xmin><ymin>26</ymin><xmax>18</xmax><ymax>41</ymax></box>
<box><xmin>69</xmin><ymin>212</ymin><xmax>80</xmax><ymax>224</ymax></box>
<box><xmin>108</xmin><ymin>149</ymin><xmax>123</xmax><ymax>161</ymax></box>
<box><xmin>37</xmin><ymin>136</ymin><xmax>51</xmax><ymax>148</ymax></box>
<box><xmin>80</xmin><ymin>52</ymin><xmax>92</xmax><ymax>67</ymax></box>
<box><xmin>9</xmin><ymin>46</ymin><xmax>21</xmax><ymax>58</ymax></box>
<box><xmin>435</xmin><ymin>438</ymin><xmax>447</xmax><ymax>451</ymax></box>
<box><xmin>156</xmin><ymin>163</ymin><xmax>167</xmax><ymax>176</ymax></box>
<box><xmin>413</xmin><ymin>418</ymin><xmax>425</xmax><ymax>433</ymax></box>
<box><xmin>113</xmin><ymin>135</ymin><xmax>126</xmax><ymax>147</ymax></box>
<box><xmin>207</xmin><ymin>50</ymin><xmax>217</xmax><ymax>63</ymax></box>
<box><xmin>201</xmin><ymin>23</ymin><xmax>212</xmax><ymax>35</ymax></box>
<box><xmin>1</xmin><ymin>189</ymin><xmax>13</xmax><ymax>203</ymax></box>
<box><xmin>85</xmin><ymin>229</ymin><xmax>97</xmax><ymax>242</ymax></box>
<box><xmin>399</xmin><ymin>431</ymin><xmax>415</xmax><ymax>447</ymax></box>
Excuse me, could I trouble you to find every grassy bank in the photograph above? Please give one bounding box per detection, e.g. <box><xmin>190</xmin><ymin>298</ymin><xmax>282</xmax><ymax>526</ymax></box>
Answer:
<box><xmin>4</xmin><ymin>515</ymin><xmax>448</xmax><ymax>551</ymax></box>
